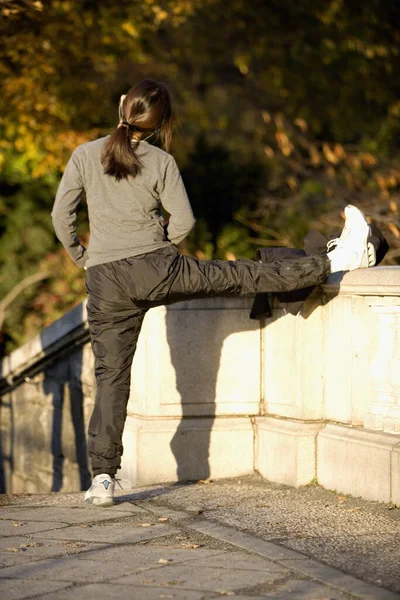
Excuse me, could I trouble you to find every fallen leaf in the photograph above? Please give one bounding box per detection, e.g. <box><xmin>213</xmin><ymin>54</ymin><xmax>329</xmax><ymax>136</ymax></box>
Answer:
<box><xmin>12</xmin><ymin>522</ymin><xmax>25</xmax><ymax>527</ymax></box>
<box><xmin>6</xmin><ymin>547</ymin><xmax>21</xmax><ymax>552</ymax></box>
<box><xmin>19</xmin><ymin>542</ymin><xmax>43</xmax><ymax>548</ymax></box>
<box><xmin>138</xmin><ymin>523</ymin><xmax>153</xmax><ymax>527</ymax></box>
<box><xmin>157</xmin><ymin>517</ymin><xmax>169</xmax><ymax>522</ymax></box>
<box><xmin>158</xmin><ymin>558</ymin><xmax>172</xmax><ymax>564</ymax></box>
<box><xmin>338</xmin><ymin>496</ymin><xmax>348</xmax><ymax>504</ymax></box>
<box><xmin>198</xmin><ymin>479</ymin><xmax>212</xmax><ymax>484</ymax></box>
<box><xmin>169</xmin><ymin>543</ymin><xmax>201</xmax><ymax>549</ymax></box>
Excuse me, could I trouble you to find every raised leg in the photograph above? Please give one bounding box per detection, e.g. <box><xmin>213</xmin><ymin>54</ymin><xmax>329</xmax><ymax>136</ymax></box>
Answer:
<box><xmin>162</xmin><ymin>253</ymin><xmax>331</xmax><ymax>304</ymax></box>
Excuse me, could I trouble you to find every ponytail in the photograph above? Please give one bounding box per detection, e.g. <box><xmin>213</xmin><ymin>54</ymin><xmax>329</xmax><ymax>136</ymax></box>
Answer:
<box><xmin>101</xmin><ymin>79</ymin><xmax>173</xmax><ymax>181</ymax></box>
<box><xmin>101</xmin><ymin>124</ymin><xmax>142</xmax><ymax>181</ymax></box>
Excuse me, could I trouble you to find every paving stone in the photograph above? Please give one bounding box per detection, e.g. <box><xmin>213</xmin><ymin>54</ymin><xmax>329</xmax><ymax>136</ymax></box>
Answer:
<box><xmin>0</xmin><ymin>554</ymin><xmax>166</xmax><ymax>583</ymax></box>
<box><xmin>138</xmin><ymin>503</ymin><xmax>191</xmax><ymax>521</ymax></box>
<box><xmin>30</xmin><ymin>523</ymin><xmax>178</xmax><ymax>544</ymax></box>
<box><xmin>0</xmin><ymin>521</ymin><xmax>69</xmax><ymax>537</ymax></box>
<box><xmin>0</xmin><ymin>579</ymin><xmax>70</xmax><ymax>600</ymax></box>
<box><xmin>116</xmin><ymin>564</ymin><xmax>287</xmax><ymax>593</ymax></box>
<box><xmin>33</xmin><ymin>583</ymin><xmax>212</xmax><ymax>600</ymax></box>
<box><xmin>76</xmin><ymin>544</ymin><xmax>225</xmax><ymax>565</ymax></box>
<box><xmin>0</xmin><ymin>536</ymin><xmax>107</xmax><ymax>568</ymax></box>
<box><xmin>139</xmin><ymin>529</ymin><xmax>238</xmax><ymax>551</ymax></box>
<box><xmin>107</xmin><ymin>501</ymin><xmax>148</xmax><ymax>513</ymax></box>
<box><xmin>192</xmin><ymin>550</ymin><xmax>288</xmax><ymax>572</ymax></box>
<box><xmin>0</xmin><ymin>507</ymin><xmax>134</xmax><ymax>524</ymax></box>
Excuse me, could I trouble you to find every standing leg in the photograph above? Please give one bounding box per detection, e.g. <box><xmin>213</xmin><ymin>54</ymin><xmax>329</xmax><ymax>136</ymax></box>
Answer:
<box><xmin>85</xmin><ymin>266</ymin><xmax>147</xmax><ymax>477</ymax></box>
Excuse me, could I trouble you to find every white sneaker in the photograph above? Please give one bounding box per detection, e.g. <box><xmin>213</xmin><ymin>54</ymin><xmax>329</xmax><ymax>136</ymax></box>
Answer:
<box><xmin>327</xmin><ymin>205</ymin><xmax>375</xmax><ymax>272</ymax></box>
<box><xmin>84</xmin><ymin>474</ymin><xmax>115</xmax><ymax>507</ymax></box>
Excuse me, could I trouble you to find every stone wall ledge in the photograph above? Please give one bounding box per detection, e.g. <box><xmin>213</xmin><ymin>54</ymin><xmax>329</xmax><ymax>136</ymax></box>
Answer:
<box><xmin>0</xmin><ymin>301</ymin><xmax>88</xmax><ymax>389</ymax></box>
<box><xmin>323</xmin><ymin>265</ymin><xmax>400</xmax><ymax>296</ymax></box>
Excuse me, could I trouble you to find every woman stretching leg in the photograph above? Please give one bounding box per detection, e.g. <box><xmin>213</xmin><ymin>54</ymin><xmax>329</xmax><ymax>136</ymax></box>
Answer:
<box><xmin>51</xmin><ymin>79</ymin><xmax>374</xmax><ymax>507</ymax></box>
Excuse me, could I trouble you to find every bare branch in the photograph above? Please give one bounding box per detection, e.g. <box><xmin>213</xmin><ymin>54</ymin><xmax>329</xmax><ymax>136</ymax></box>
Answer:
<box><xmin>0</xmin><ymin>271</ymin><xmax>51</xmax><ymax>330</ymax></box>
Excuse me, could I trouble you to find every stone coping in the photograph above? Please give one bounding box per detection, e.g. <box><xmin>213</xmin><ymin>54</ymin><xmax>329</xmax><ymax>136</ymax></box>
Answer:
<box><xmin>323</xmin><ymin>266</ymin><xmax>400</xmax><ymax>296</ymax></box>
<box><xmin>0</xmin><ymin>301</ymin><xmax>88</xmax><ymax>382</ymax></box>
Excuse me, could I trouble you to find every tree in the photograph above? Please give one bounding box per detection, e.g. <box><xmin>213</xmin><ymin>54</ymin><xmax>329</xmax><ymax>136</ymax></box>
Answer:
<box><xmin>1</xmin><ymin>0</ymin><xmax>400</xmax><ymax>354</ymax></box>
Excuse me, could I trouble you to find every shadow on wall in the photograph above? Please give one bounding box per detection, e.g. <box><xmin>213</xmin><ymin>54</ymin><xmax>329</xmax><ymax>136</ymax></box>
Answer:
<box><xmin>165</xmin><ymin>283</ymin><xmax>339</xmax><ymax>483</ymax></box>
<box><xmin>0</xmin><ymin>300</ymin><xmax>91</xmax><ymax>494</ymax></box>
<box><xmin>37</xmin><ymin>302</ymin><xmax>92</xmax><ymax>493</ymax></box>
<box><xmin>165</xmin><ymin>300</ymin><xmax>259</xmax><ymax>483</ymax></box>
<box><xmin>167</xmin><ymin>305</ymin><xmax>217</xmax><ymax>482</ymax></box>
<box><xmin>41</xmin><ymin>345</ymin><xmax>91</xmax><ymax>492</ymax></box>
<box><xmin>0</xmin><ymin>356</ymin><xmax>11</xmax><ymax>493</ymax></box>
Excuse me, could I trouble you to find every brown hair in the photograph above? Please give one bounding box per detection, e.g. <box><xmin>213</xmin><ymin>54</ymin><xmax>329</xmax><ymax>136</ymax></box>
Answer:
<box><xmin>101</xmin><ymin>79</ymin><xmax>173</xmax><ymax>181</ymax></box>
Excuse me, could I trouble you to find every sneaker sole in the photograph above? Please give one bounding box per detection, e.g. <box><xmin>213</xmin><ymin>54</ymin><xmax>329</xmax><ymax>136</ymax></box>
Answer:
<box><xmin>367</xmin><ymin>241</ymin><xmax>376</xmax><ymax>267</ymax></box>
<box><xmin>345</xmin><ymin>205</ymin><xmax>371</xmax><ymax>269</ymax></box>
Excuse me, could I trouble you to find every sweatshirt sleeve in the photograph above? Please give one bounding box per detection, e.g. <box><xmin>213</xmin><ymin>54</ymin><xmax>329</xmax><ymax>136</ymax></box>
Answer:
<box><xmin>159</xmin><ymin>155</ymin><xmax>196</xmax><ymax>245</ymax></box>
<box><xmin>51</xmin><ymin>149</ymin><xmax>88</xmax><ymax>268</ymax></box>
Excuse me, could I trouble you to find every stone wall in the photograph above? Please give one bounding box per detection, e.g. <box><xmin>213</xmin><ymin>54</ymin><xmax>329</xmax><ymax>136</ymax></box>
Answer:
<box><xmin>256</xmin><ymin>267</ymin><xmax>400</xmax><ymax>504</ymax></box>
<box><xmin>0</xmin><ymin>303</ymin><xmax>94</xmax><ymax>494</ymax></box>
<box><xmin>1</xmin><ymin>267</ymin><xmax>400</xmax><ymax>504</ymax></box>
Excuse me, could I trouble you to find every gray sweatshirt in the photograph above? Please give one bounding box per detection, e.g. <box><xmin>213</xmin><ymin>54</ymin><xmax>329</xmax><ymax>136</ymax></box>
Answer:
<box><xmin>51</xmin><ymin>136</ymin><xmax>196</xmax><ymax>268</ymax></box>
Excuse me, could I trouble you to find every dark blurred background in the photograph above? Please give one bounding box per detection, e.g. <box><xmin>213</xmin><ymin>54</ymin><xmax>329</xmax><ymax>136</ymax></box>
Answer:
<box><xmin>1</xmin><ymin>0</ymin><xmax>399</xmax><ymax>355</ymax></box>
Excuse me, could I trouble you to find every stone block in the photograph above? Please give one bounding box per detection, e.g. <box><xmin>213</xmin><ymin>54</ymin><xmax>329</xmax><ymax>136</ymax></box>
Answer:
<box><xmin>0</xmin><ymin>579</ymin><xmax>70</xmax><ymax>600</ymax></box>
<box><xmin>262</xmin><ymin>298</ymin><xmax>325</xmax><ymax>421</ymax></box>
<box><xmin>116</xmin><ymin>563</ymin><xmax>287</xmax><ymax>592</ymax></box>
<box><xmin>120</xmin><ymin>416</ymin><xmax>254</xmax><ymax>486</ymax></box>
<box><xmin>262</xmin><ymin>311</ymin><xmax>299</xmax><ymax>419</ymax></box>
<box><xmin>323</xmin><ymin>295</ymin><xmax>354</xmax><ymax>424</ymax></box>
<box><xmin>317</xmin><ymin>424</ymin><xmax>399</xmax><ymax>502</ymax></box>
<box><xmin>255</xmin><ymin>417</ymin><xmax>323</xmax><ymax>486</ymax></box>
<box><xmin>32</xmin><ymin>522</ymin><xmax>177</xmax><ymax>544</ymax></box>
<box><xmin>34</xmin><ymin>584</ymin><xmax>209</xmax><ymax>600</ymax></box>
<box><xmin>129</xmin><ymin>300</ymin><xmax>260</xmax><ymax>418</ymax></box>
<box><xmin>0</xmin><ymin>520</ymin><xmax>69</xmax><ymax>537</ymax></box>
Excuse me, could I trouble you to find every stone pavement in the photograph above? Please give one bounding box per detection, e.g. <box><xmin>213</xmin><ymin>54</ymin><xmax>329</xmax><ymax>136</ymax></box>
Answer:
<box><xmin>0</xmin><ymin>475</ymin><xmax>399</xmax><ymax>600</ymax></box>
